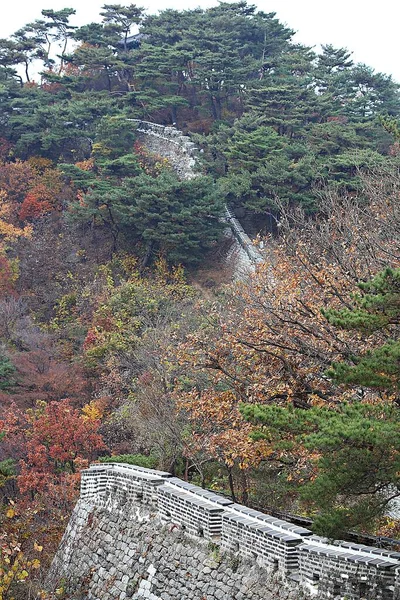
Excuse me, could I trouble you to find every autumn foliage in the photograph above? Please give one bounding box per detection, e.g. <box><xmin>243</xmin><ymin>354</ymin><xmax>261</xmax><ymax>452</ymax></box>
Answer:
<box><xmin>175</xmin><ymin>173</ymin><xmax>400</xmax><ymax>506</ymax></box>
<box><xmin>0</xmin><ymin>3</ymin><xmax>397</xmax><ymax>595</ymax></box>
<box><xmin>1</xmin><ymin>400</ymin><xmax>106</xmax><ymax>506</ymax></box>
<box><xmin>0</xmin><ymin>256</ymin><xmax>15</xmax><ymax>299</ymax></box>
<box><xmin>0</xmin><ymin>160</ymin><xmax>62</xmax><ymax>226</ymax></box>
<box><xmin>18</xmin><ymin>190</ymin><xmax>53</xmax><ymax>222</ymax></box>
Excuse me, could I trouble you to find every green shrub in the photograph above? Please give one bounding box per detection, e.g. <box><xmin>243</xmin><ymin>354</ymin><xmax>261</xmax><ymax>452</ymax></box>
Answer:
<box><xmin>98</xmin><ymin>453</ymin><xmax>158</xmax><ymax>469</ymax></box>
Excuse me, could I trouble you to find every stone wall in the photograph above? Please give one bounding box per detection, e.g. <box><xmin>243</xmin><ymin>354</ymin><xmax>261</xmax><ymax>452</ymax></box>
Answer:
<box><xmin>47</xmin><ymin>464</ymin><xmax>400</xmax><ymax>600</ymax></box>
<box><xmin>128</xmin><ymin>120</ymin><xmax>263</xmax><ymax>269</ymax></box>
<box><xmin>48</xmin><ymin>498</ymin><xmax>299</xmax><ymax>600</ymax></box>
<box><xmin>299</xmin><ymin>538</ymin><xmax>399</xmax><ymax>600</ymax></box>
<box><xmin>224</xmin><ymin>206</ymin><xmax>263</xmax><ymax>265</ymax></box>
<box><xmin>129</xmin><ymin>120</ymin><xmax>198</xmax><ymax>180</ymax></box>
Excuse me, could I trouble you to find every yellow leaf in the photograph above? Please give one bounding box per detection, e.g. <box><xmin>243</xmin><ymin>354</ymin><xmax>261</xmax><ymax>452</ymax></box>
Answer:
<box><xmin>6</xmin><ymin>508</ymin><xmax>15</xmax><ymax>519</ymax></box>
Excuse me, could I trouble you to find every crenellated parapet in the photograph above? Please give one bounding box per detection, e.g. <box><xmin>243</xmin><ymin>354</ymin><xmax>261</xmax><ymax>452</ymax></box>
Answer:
<box><xmin>130</xmin><ymin>121</ymin><xmax>198</xmax><ymax>155</ymax></box>
<box><xmin>66</xmin><ymin>463</ymin><xmax>400</xmax><ymax>600</ymax></box>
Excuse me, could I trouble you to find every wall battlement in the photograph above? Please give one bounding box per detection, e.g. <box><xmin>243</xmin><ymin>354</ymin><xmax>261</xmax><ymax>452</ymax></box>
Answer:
<box><xmin>56</xmin><ymin>463</ymin><xmax>400</xmax><ymax>600</ymax></box>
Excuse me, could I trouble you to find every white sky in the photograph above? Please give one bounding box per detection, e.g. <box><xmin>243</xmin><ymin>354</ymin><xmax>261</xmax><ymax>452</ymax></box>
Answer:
<box><xmin>1</xmin><ymin>0</ymin><xmax>399</xmax><ymax>82</ymax></box>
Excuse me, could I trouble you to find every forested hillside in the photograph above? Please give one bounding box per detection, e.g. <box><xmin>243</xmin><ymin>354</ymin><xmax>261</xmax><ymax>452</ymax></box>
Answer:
<box><xmin>0</xmin><ymin>3</ymin><xmax>399</xmax><ymax>597</ymax></box>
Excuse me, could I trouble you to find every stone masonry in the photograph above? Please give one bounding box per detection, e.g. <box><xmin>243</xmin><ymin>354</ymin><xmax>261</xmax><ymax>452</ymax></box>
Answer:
<box><xmin>129</xmin><ymin>120</ymin><xmax>198</xmax><ymax>180</ymax></box>
<box><xmin>46</xmin><ymin>463</ymin><xmax>400</xmax><ymax>600</ymax></box>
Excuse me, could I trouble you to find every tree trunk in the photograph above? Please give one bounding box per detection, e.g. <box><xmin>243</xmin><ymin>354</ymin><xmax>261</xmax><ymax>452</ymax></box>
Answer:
<box><xmin>58</xmin><ymin>36</ymin><xmax>69</xmax><ymax>75</ymax></box>
<box><xmin>240</xmin><ymin>470</ymin><xmax>249</xmax><ymax>505</ymax></box>
<box><xmin>141</xmin><ymin>240</ymin><xmax>154</xmax><ymax>270</ymax></box>
<box><xmin>227</xmin><ymin>466</ymin><xmax>237</xmax><ymax>502</ymax></box>
<box><xmin>25</xmin><ymin>61</ymin><xmax>30</xmax><ymax>83</ymax></box>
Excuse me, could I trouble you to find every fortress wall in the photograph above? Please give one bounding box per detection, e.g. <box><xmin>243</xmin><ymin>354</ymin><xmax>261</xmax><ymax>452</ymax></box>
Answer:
<box><xmin>47</xmin><ymin>464</ymin><xmax>400</xmax><ymax>600</ymax></box>
<box><xmin>129</xmin><ymin>120</ymin><xmax>198</xmax><ymax>180</ymax></box>
<box><xmin>129</xmin><ymin>120</ymin><xmax>263</xmax><ymax>268</ymax></box>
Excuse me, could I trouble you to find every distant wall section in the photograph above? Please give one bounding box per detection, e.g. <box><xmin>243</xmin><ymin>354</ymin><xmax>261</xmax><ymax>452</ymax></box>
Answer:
<box><xmin>129</xmin><ymin>120</ymin><xmax>263</xmax><ymax>270</ymax></box>
<box><xmin>130</xmin><ymin>120</ymin><xmax>198</xmax><ymax>180</ymax></box>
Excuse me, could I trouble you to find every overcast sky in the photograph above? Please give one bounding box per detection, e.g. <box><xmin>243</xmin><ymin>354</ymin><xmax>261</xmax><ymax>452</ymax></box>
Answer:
<box><xmin>1</xmin><ymin>0</ymin><xmax>399</xmax><ymax>82</ymax></box>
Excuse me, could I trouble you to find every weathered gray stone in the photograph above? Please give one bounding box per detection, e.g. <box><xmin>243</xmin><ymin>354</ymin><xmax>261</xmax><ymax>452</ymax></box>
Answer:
<box><xmin>46</xmin><ymin>463</ymin><xmax>400</xmax><ymax>600</ymax></box>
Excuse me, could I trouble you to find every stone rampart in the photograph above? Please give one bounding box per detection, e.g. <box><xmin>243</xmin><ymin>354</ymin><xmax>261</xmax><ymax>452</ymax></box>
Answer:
<box><xmin>128</xmin><ymin>120</ymin><xmax>263</xmax><ymax>268</ymax></box>
<box><xmin>224</xmin><ymin>206</ymin><xmax>263</xmax><ymax>264</ymax></box>
<box><xmin>129</xmin><ymin>120</ymin><xmax>198</xmax><ymax>180</ymax></box>
<box><xmin>47</xmin><ymin>463</ymin><xmax>400</xmax><ymax>600</ymax></box>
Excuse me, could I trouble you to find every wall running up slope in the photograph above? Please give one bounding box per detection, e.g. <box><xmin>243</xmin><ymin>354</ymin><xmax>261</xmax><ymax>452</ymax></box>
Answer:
<box><xmin>130</xmin><ymin>120</ymin><xmax>198</xmax><ymax>180</ymax></box>
<box><xmin>46</xmin><ymin>463</ymin><xmax>400</xmax><ymax>600</ymax></box>
<box><xmin>130</xmin><ymin>120</ymin><xmax>263</xmax><ymax>270</ymax></box>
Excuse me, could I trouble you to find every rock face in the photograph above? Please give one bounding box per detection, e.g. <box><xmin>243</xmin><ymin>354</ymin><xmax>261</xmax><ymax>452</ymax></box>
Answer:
<box><xmin>46</xmin><ymin>464</ymin><xmax>400</xmax><ymax>600</ymax></box>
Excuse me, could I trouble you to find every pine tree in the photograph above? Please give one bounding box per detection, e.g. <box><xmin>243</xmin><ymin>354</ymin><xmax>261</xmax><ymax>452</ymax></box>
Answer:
<box><xmin>324</xmin><ymin>268</ymin><xmax>400</xmax><ymax>393</ymax></box>
<box><xmin>242</xmin><ymin>269</ymin><xmax>400</xmax><ymax>537</ymax></box>
<box><xmin>0</xmin><ymin>351</ymin><xmax>15</xmax><ymax>390</ymax></box>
